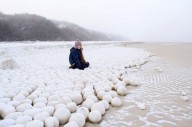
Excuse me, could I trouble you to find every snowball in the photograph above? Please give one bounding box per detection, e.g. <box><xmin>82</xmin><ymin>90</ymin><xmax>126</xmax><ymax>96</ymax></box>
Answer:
<box><xmin>101</xmin><ymin>100</ymin><xmax>109</xmax><ymax>110</ymax></box>
<box><xmin>108</xmin><ymin>91</ymin><xmax>117</xmax><ymax>98</ymax></box>
<box><xmin>76</xmin><ymin>107</ymin><xmax>89</xmax><ymax>119</ymax></box>
<box><xmin>67</xmin><ymin>102</ymin><xmax>77</xmax><ymax>113</ymax></box>
<box><xmin>13</xmin><ymin>95</ymin><xmax>25</xmax><ymax>101</ymax></box>
<box><xmin>34</xmin><ymin>112</ymin><xmax>50</xmax><ymax>122</ymax></box>
<box><xmin>70</xmin><ymin>93</ymin><xmax>83</xmax><ymax>105</ymax></box>
<box><xmin>111</xmin><ymin>97</ymin><xmax>122</xmax><ymax>107</ymax></box>
<box><xmin>119</xmin><ymin>81</ymin><xmax>126</xmax><ymax>86</ymax></box>
<box><xmin>86</xmin><ymin>95</ymin><xmax>98</xmax><ymax>103</ymax></box>
<box><xmin>33</xmin><ymin>97</ymin><xmax>47</xmax><ymax>105</ymax></box>
<box><xmin>7</xmin><ymin>101</ymin><xmax>20</xmax><ymax>108</ymax></box>
<box><xmin>180</xmin><ymin>96</ymin><xmax>189</xmax><ymax>101</ymax></box>
<box><xmin>123</xmin><ymin>78</ymin><xmax>130</xmax><ymax>85</ymax></box>
<box><xmin>102</xmin><ymin>94</ymin><xmax>112</xmax><ymax>103</ymax></box>
<box><xmin>20</xmin><ymin>99</ymin><xmax>32</xmax><ymax>105</ymax></box>
<box><xmin>0</xmin><ymin>103</ymin><xmax>16</xmax><ymax>118</ymax></box>
<box><xmin>137</xmin><ymin>103</ymin><xmax>146</xmax><ymax>110</ymax></box>
<box><xmin>0</xmin><ymin>59</ymin><xmax>18</xmax><ymax>70</ymax></box>
<box><xmin>33</xmin><ymin>102</ymin><xmax>46</xmax><ymax>108</ymax></box>
<box><xmin>7</xmin><ymin>124</ymin><xmax>25</xmax><ymax>127</ymax></box>
<box><xmin>55</xmin><ymin>103</ymin><xmax>66</xmax><ymax>110</ymax></box>
<box><xmin>88</xmin><ymin>110</ymin><xmax>102</xmax><ymax>123</ymax></box>
<box><xmin>112</xmin><ymin>78</ymin><xmax>120</xmax><ymax>84</ymax></box>
<box><xmin>91</xmin><ymin>102</ymin><xmax>105</xmax><ymax>115</ymax></box>
<box><xmin>104</xmin><ymin>85</ymin><xmax>112</xmax><ymax>92</ymax></box>
<box><xmin>64</xmin><ymin>121</ymin><xmax>79</xmax><ymax>127</ymax></box>
<box><xmin>5</xmin><ymin>112</ymin><xmax>23</xmax><ymax>120</ymax></box>
<box><xmin>19</xmin><ymin>90</ymin><xmax>29</xmax><ymax>97</ymax></box>
<box><xmin>69</xmin><ymin>113</ymin><xmax>85</xmax><ymax>127</ymax></box>
<box><xmin>181</xmin><ymin>91</ymin><xmax>187</xmax><ymax>96</ymax></box>
<box><xmin>82</xmin><ymin>88</ymin><xmax>93</xmax><ymax>95</ymax></box>
<box><xmin>47</xmin><ymin>101</ymin><xmax>59</xmax><ymax>107</ymax></box>
<box><xmin>5</xmin><ymin>92</ymin><xmax>16</xmax><ymax>98</ymax></box>
<box><xmin>0</xmin><ymin>98</ymin><xmax>11</xmax><ymax>103</ymax></box>
<box><xmin>97</xmin><ymin>91</ymin><xmax>107</xmax><ymax>100</ymax></box>
<box><xmin>41</xmin><ymin>93</ymin><xmax>51</xmax><ymax>98</ymax></box>
<box><xmin>117</xmin><ymin>85</ymin><xmax>127</xmax><ymax>96</ymax></box>
<box><xmin>48</xmin><ymin>95</ymin><xmax>61</xmax><ymax>102</ymax></box>
<box><xmin>156</xmin><ymin>67</ymin><xmax>163</xmax><ymax>72</ymax></box>
<box><xmin>0</xmin><ymin>119</ymin><xmax>15</xmax><ymax>127</ymax></box>
<box><xmin>16</xmin><ymin>115</ymin><xmax>32</xmax><ymax>125</ymax></box>
<box><xmin>42</xmin><ymin>106</ymin><xmax>55</xmax><ymax>116</ymax></box>
<box><xmin>53</xmin><ymin>107</ymin><xmax>71</xmax><ymax>124</ymax></box>
<box><xmin>26</xmin><ymin>120</ymin><xmax>44</xmax><ymax>127</ymax></box>
<box><xmin>45</xmin><ymin>117</ymin><xmax>59</xmax><ymax>127</ymax></box>
<box><xmin>24</xmin><ymin>108</ymin><xmax>41</xmax><ymax>117</ymax></box>
<box><xmin>130</xmin><ymin>79</ymin><xmax>140</xmax><ymax>86</ymax></box>
<box><xmin>82</xmin><ymin>99</ymin><xmax>95</xmax><ymax>110</ymax></box>
<box><xmin>27</xmin><ymin>94</ymin><xmax>38</xmax><ymax>101</ymax></box>
<box><xmin>83</xmin><ymin>92</ymin><xmax>94</xmax><ymax>100</ymax></box>
<box><xmin>61</xmin><ymin>97</ymin><xmax>72</xmax><ymax>104</ymax></box>
<box><xmin>16</xmin><ymin>103</ymin><xmax>32</xmax><ymax>112</ymax></box>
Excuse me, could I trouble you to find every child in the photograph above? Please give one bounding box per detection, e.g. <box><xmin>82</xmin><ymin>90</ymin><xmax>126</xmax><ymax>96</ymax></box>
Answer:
<box><xmin>69</xmin><ymin>40</ymin><xmax>89</xmax><ymax>70</ymax></box>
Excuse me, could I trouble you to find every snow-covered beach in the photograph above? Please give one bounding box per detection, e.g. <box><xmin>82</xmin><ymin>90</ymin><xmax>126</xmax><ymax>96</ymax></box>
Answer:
<box><xmin>0</xmin><ymin>42</ymin><xmax>192</xmax><ymax>127</ymax></box>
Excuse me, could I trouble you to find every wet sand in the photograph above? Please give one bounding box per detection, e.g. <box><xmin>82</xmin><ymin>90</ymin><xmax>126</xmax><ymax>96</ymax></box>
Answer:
<box><xmin>87</xmin><ymin>42</ymin><xmax>192</xmax><ymax>127</ymax></box>
<box><xmin>123</xmin><ymin>42</ymin><xmax>192</xmax><ymax>67</ymax></box>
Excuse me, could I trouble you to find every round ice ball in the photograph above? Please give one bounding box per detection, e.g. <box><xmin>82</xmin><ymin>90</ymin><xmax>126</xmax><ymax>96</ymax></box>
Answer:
<box><xmin>88</xmin><ymin>110</ymin><xmax>102</xmax><ymax>123</ymax></box>
<box><xmin>33</xmin><ymin>97</ymin><xmax>47</xmax><ymax>105</ymax></box>
<box><xmin>23</xmin><ymin>108</ymin><xmax>41</xmax><ymax>118</ymax></box>
<box><xmin>64</xmin><ymin>121</ymin><xmax>79</xmax><ymax>127</ymax></box>
<box><xmin>33</xmin><ymin>102</ymin><xmax>46</xmax><ymax>108</ymax></box>
<box><xmin>69</xmin><ymin>113</ymin><xmax>85</xmax><ymax>127</ymax></box>
<box><xmin>86</xmin><ymin>95</ymin><xmax>98</xmax><ymax>103</ymax></box>
<box><xmin>102</xmin><ymin>94</ymin><xmax>112</xmax><ymax>103</ymax></box>
<box><xmin>42</xmin><ymin>106</ymin><xmax>55</xmax><ymax>116</ymax></box>
<box><xmin>0</xmin><ymin>103</ymin><xmax>16</xmax><ymax>118</ymax></box>
<box><xmin>44</xmin><ymin>117</ymin><xmax>59</xmax><ymax>127</ymax></box>
<box><xmin>16</xmin><ymin>103</ymin><xmax>32</xmax><ymax>112</ymax></box>
<box><xmin>101</xmin><ymin>100</ymin><xmax>109</xmax><ymax>110</ymax></box>
<box><xmin>108</xmin><ymin>91</ymin><xmax>117</xmax><ymax>98</ymax></box>
<box><xmin>67</xmin><ymin>102</ymin><xmax>77</xmax><ymax>113</ymax></box>
<box><xmin>111</xmin><ymin>97</ymin><xmax>122</xmax><ymax>107</ymax></box>
<box><xmin>123</xmin><ymin>78</ymin><xmax>130</xmax><ymax>85</ymax></box>
<box><xmin>16</xmin><ymin>115</ymin><xmax>32</xmax><ymax>125</ymax></box>
<box><xmin>53</xmin><ymin>107</ymin><xmax>71</xmax><ymax>125</ymax></box>
<box><xmin>82</xmin><ymin>99</ymin><xmax>95</xmax><ymax>110</ymax></box>
<box><xmin>26</xmin><ymin>120</ymin><xmax>44</xmax><ymax>127</ymax></box>
<box><xmin>70</xmin><ymin>93</ymin><xmax>83</xmax><ymax>105</ymax></box>
<box><xmin>61</xmin><ymin>97</ymin><xmax>72</xmax><ymax>105</ymax></box>
<box><xmin>91</xmin><ymin>102</ymin><xmax>105</xmax><ymax>115</ymax></box>
<box><xmin>97</xmin><ymin>91</ymin><xmax>107</xmax><ymax>100</ymax></box>
<box><xmin>48</xmin><ymin>95</ymin><xmax>60</xmax><ymax>102</ymax></box>
<box><xmin>117</xmin><ymin>86</ymin><xmax>127</xmax><ymax>96</ymax></box>
<box><xmin>4</xmin><ymin>112</ymin><xmax>23</xmax><ymax>120</ymax></box>
<box><xmin>13</xmin><ymin>95</ymin><xmax>25</xmax><ymax>101</ymax></box>
<box><xmin>0</xmin><ymin>119</ymin><xmax>15</xmax><ymax>127</ymax></box>
<box><xmin>76</xmin><ymin>107</ymin><xmax>89</xmax><ymax>119</ymax></box>
<box><xmin>34</xmin><ymin>112</ymin><xmax>50</xmax><ymax>122</ymax></box>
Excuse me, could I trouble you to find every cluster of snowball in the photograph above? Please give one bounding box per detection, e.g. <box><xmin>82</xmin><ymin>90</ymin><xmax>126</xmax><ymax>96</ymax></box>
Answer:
<box><xmin>0</xmin><ymin>58</ymin><xmax>148</xmax><ymax>127</ymax></box>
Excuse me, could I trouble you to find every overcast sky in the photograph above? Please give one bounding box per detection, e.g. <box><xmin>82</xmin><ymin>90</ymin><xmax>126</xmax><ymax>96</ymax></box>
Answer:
<box><xmin>0</xmin><ymin>0</ymin><xmax>192</xmax><ymax>42</ymax></box>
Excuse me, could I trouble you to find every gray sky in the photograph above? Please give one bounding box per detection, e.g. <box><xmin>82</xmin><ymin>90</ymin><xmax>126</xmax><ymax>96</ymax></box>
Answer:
<box><xmin>0</xmin><ymin>0</ymin><xmax>192</xmax><ymax>42</ymax></box>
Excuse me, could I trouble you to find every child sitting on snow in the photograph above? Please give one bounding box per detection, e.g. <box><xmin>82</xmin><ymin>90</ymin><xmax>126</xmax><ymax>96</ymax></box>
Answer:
<box><xmin>69</xmin><ymin>40</ymin><xmax>89</xmax><ymax>70</ymax></box>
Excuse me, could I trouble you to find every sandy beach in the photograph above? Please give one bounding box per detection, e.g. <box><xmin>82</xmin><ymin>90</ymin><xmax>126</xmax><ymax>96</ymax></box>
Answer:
<box><xmin>0</xmin><ymin>42</ymin><xmax>191</xmax><ymax>127</ymax></box>
<box><xmin>87</xmin><ymin>42</ymin><xmax>192</xmax><ymax>127</ymax></box>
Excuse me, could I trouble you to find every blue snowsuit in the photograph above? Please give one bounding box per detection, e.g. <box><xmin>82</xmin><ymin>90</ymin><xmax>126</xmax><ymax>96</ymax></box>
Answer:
<box><xmin>69</xmin><ymin>47</ymin><xmax>89</xmax><ymax>70</ymax></box>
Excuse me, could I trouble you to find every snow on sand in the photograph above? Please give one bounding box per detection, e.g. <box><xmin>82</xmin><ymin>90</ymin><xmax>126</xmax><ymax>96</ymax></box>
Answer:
<box><xmin>0</xmin><ymin>42</ymin><xmax>151</xmax><ymax>127</ymax></box>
